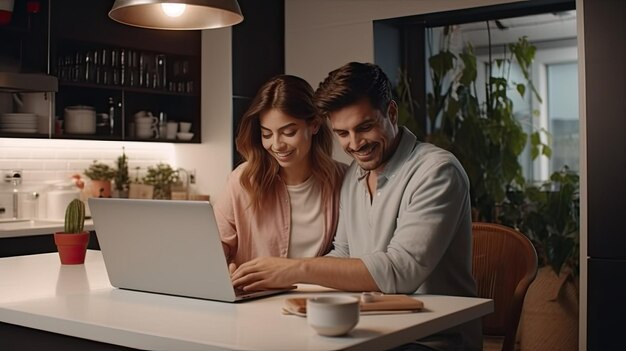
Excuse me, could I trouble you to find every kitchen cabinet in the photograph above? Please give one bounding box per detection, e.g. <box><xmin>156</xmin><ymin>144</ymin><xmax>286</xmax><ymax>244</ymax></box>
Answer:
<box><xmin>0</xmin><ymin>0</ymin><xmax>49</xmax><ymax>74</ymax></box>
<box><xmin>51</xmin><ymin>0</ymin><xmax>201</xmax><ymax>143</ymax></box>
<box><xmin>232</xmin><ymin>0</ymin><xmax>284</xmax><ymax>165</ymax></box>
<box><xmin>0</xmin><ymin>231</ymin><xmax>99</xmax><ymax>258</ymax></box>
<box><xmin>1</xmin><ymin>0</ymin><xmax>201</xmax><ymax>143</ymax></box>
<box><xmin>0</xmin><ymin>0</ymin><xmax>56</xmax><ymax>138</ymax></box>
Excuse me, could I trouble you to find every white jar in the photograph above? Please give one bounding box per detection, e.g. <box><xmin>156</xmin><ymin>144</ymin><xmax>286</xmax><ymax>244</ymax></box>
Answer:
<box><xmin>46</xmin><ymin>183</ymin><xmax>80</xmax><ymax>221</ymax></box>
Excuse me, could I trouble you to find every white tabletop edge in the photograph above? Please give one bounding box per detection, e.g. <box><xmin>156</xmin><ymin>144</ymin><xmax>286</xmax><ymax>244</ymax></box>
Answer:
<box><xmin>0</xmin><ymin>251</ymin><xmax>494</xmax><ymax>351</ymax></box>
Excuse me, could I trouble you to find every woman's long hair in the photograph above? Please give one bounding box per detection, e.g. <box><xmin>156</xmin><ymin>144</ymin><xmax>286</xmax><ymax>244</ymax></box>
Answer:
<box><xmin>236</xmin><ymin>75</ymin><xmax>341</xmax><ymax>213</ymax></box>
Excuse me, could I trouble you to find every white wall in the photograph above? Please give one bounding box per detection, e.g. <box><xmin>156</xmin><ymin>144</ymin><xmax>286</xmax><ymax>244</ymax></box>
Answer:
<box><xmin>285</xmin><ymin>0</ymin><xmax>524</xmax><ymax>85</ymax></box>
<box><xmin>285</xmin><ymin>0</ymin><xmax>524</xmax><ymax>162</ymax></box>
<box><xmin>174</xmin><ymin>28</ymin><xmax>233</xmax><ymax>201</ymax></box>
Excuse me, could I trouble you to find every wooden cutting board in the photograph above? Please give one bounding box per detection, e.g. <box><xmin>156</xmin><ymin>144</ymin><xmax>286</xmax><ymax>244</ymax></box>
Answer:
<box><xmin>284</xmin><ymin>294</ymin><xmax>424</xmax><ymax>315</ymax></box>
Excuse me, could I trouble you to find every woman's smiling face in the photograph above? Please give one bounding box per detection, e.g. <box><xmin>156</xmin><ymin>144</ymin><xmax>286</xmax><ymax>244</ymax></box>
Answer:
<box><xmin>260</xmin><ymin>108</ymin><xmax>317</xmax><ymax>174</ymax></box>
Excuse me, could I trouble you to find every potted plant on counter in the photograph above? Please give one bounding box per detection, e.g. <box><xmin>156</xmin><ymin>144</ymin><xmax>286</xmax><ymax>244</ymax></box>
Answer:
<box><xmin>84</xmin><ymin>160</ymin><xmax>116</xmax><ymax>198</ymax></box>
<box><xmin>143</xmin><ymin>163</ymin><xmax>179</xmax><ymax>200</ymax></box>
<box><xmin>53</xmin><ymin>199</ymin><xmax>89</xmax><ymax>265</ymax></box>
<box><xmin>113</xmin><ymin>148</ymin><xmax>130</xmax><ymax>198</ymax></box>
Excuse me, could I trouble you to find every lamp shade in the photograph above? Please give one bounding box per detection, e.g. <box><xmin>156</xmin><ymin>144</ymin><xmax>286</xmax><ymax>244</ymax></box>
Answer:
<box><xmin>109</xmin><ymin>0</ymin><xmax>243</xmax><ymax>30</ymax></box>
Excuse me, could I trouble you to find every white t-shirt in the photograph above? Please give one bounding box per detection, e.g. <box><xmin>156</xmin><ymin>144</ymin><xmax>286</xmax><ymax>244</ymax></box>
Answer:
<box><xmin>286</xmin><ymin>176</ymin><xmax>324</xmax><ymax>258</ymax></box>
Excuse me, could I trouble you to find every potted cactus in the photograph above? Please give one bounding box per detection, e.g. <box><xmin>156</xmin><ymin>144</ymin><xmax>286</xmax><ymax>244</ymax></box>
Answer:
<box><xmin>53</xmin><ymin>199</ymin><xmax>90</xmax><ymax>264</ymax></box>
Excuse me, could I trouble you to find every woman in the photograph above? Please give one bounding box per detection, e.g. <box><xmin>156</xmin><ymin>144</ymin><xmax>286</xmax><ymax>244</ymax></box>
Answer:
<box><xmin>214</xmin><ymin>75</ymin><xmax>346</xmax><ymax>266</ymax></box>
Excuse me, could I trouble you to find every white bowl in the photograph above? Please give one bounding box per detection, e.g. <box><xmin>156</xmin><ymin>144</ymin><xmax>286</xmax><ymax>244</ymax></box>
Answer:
<box><xmin>176</xmin><ymin>132</ymin><xmax>194</xmax><ymax>141</ymax></box>
<box><xmin>307</xmin><ymin>296</ymin><xmax>360</xmax><ymax>336</ymax></box>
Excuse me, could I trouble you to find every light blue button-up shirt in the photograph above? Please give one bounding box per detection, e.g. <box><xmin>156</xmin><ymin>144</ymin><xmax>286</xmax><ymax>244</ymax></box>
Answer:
<box><xmin>327</xmin><ymin>127</ymin><xmax>480</xmax><ymax>350</ymax></box>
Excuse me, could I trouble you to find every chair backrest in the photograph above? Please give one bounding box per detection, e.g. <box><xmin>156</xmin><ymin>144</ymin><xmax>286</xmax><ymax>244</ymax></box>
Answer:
<box><xmin>472</xmin><ymin>222</ymin><xmax>538</xmax><ymax>351</ymax></box>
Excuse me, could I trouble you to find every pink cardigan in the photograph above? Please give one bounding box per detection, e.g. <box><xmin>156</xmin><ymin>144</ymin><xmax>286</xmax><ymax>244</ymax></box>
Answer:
<box><xmin>214</xmin><ymin>162</ymin><xmax>346</xmax><ymax>266</ymax></box>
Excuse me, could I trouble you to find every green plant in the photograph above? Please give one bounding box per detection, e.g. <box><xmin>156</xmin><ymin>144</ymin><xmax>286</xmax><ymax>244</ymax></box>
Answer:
<box><xmin>84</xmin><ymin>160</ymin><xmax>117</xmax><ymax>181</ymax></box>
<box><xmin>143</xmin><ymin>163</ymin><xmax>179</xmax><ymax>200</ymax></box>
<box><xmin>64</xmin><ymin>199</ymin><xmax>86</xmax><ymax>234</ymax></box>
<box><xmin>499</xmin><ymin>167</ymin><xmax>580</xmax><ymax>276</ymax></box>
<box><xmin>398</xmin><ymin>26</ymin><xmax>550</xmax><ymax>222</ymax></box>
<box><xmin>395</xmin><ymin>24</ymin><xmax>579</xmax><ymax>276</ymax></box>
<box><xmin>114</xmin><ymin>148</ymin><xmax>130</xmax><ymax>192</ymax></box>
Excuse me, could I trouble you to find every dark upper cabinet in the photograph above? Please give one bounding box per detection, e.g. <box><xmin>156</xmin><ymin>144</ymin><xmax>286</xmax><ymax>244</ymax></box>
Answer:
<box><xmin>1</xmin><ymin>0</ymin><xmax>202</xmax><ymax>143</ymax></box>
<box><xmin>0</xmin><ymin>0</ymin><xmax>49</xmax><ymax>74</ymax></box>
<box><xmin>231</xmin><ymin>0</ymin><xmax>284</xmax><ymax>165</ymax></box>
<box><xmin>51</xmin><ymin>0</ymin><xmax>201</xmax><ymax>143</ymax></box>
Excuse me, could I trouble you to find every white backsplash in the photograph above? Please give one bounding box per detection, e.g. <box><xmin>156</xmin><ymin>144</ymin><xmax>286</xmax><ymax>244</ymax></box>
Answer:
<box><xmin>0</xmin><ymin>138</ymin><xmax>176</xmax><ymax>183</ymax></box>
<box><xmin>0</xmin><ymin>138</ymin><xmax>177</xmax><ymax>220</ymax></box>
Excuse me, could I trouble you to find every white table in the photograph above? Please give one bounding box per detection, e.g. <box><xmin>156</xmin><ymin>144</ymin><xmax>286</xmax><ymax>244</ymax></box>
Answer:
<box><xmin>0</xmin><ymin>251</ymin><xmax>493</xmax><ymax>350</ymax></box>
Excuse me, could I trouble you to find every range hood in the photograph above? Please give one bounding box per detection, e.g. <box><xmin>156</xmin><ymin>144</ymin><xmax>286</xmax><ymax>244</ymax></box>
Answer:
<box><xmin>0</xmin><ymin>72</ymin><xmax>58</xmax><ymax>93</ymax></box>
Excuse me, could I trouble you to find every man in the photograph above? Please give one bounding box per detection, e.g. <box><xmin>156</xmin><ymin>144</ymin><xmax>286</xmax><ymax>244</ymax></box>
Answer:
<box><xmin>232</xmin><ymin>62</ymin><xmax>480</xmax><ymax>350</ymax></box>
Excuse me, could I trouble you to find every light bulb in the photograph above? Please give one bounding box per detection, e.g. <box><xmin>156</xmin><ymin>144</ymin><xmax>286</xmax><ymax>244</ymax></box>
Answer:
<box><xmin>161</xmin><ymin>3</ymin><xmax>186</xmax><ymax>17</ymax></box>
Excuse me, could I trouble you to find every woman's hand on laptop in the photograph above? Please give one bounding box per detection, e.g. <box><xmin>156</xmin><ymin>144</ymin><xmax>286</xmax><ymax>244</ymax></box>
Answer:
<box><xmin>231</xmin><ymin>257</ymin><xmax>299</xmax><ymax>291</ymax></box>
<box><xmin>228</xmin><ymin>263</ymin><xmax>237</xmax><ymax>275</ymax></box>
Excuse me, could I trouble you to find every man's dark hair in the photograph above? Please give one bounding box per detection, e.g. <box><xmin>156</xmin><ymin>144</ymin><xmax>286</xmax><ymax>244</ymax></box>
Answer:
<box><xmin>314</xmin><ymin>62</ymin><xmax>393</xmax><ymax>118</ymax></box>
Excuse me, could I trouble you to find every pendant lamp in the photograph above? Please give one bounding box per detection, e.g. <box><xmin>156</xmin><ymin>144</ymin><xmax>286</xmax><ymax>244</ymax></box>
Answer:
<box><xmin>109</xmin><ymin>0</ymin><xmax>243</xmax><ymax>30</ymax></box>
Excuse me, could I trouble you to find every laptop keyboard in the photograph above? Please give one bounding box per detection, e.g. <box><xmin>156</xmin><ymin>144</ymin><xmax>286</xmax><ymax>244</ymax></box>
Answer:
<box><xmin>234</xmin><ymin>287</ymin><xmax>249</xmax><ymax>296</ymax></box>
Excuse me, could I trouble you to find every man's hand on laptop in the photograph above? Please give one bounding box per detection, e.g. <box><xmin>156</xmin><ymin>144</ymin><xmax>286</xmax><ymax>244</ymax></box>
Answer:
<box><xmin>231</xmin><ymin>257</ymin><xmax>299</xmax><ymax>291</ymax></box>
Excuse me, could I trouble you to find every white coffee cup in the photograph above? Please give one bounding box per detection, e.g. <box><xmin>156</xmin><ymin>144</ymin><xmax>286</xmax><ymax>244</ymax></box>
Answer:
<box><xmin>135</xmin><ymin>116</ymin><xmax>158</xmax><ymax>126</ymax></box>
<box><xmin>179</xmin><ymin>121</ymin><xmax>191</xmax><ymax>133</ymax></box>
<box><xmin>166</xmin><ymin>121</ymin><xmax>178</xmax><ymax>140</ymax></box>
<box><xmin>307</xmin><ymin>296</ymin><xmax>360</xmax><ymax>336</ymax></box>
<box><xmin>136</xmin><ymin>124</ymin><xmax>157</xmax><ymax>139</ymax></box>
<box><xmin>134</xmin><ymin>110</ymin><xmax>152</xmax><ymax>120</ymax></box>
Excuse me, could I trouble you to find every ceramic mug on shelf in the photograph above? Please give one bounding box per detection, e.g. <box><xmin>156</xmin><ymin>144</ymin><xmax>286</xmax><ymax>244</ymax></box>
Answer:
<box><xmin>166</xmin><ymin>121</ymin><xmax>178</xmax><ymax>140</ymax></box>
<box><xmin>134</xmin><ymin>111</ymin><xmax>158</xmax><ymax>139</ymax></box>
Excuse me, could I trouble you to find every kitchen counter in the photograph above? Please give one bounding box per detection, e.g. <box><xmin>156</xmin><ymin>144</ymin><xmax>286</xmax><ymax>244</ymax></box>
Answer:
<box><xmin>0</xmin><ymin>219</ymin><xmax>95</xmax><ymax>238</ymax></box>
<box><xmin>0</xmin><ymin>251</ymin><xmax>493</xmax><ymax>350</ymax></box>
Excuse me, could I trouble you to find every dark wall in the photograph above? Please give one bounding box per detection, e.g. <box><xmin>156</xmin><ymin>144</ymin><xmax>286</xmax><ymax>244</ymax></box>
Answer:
<box><xmin>231</xmin><ymin>0</ymin><xmax>285</xmax><ymax>167</ymax></box>
<box><xmin>583</xmin><ymin>0</ymin><xmax>626</xmax><ymax>349</ymax></box>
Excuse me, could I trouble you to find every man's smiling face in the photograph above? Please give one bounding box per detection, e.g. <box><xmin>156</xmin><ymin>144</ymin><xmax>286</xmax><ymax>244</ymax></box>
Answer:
<box><xmin>329</xmin><ymin>98</ymin><xmax>399</xmax><ymax>172</ymax></box>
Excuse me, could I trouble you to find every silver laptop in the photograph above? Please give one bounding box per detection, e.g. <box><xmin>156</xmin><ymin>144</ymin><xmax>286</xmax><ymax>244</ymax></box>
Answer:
<box><xmin>88</xmin><ymin>198</ymin><xmax>287</xmax><ymax>302</ymax></box>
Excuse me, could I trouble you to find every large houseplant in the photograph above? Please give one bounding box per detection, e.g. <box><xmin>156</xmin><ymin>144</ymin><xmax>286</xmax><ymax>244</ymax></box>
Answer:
<box><xmin>397</xmin><ymin>25</ymin><xmax>579</xmax><ymax>274</ymax></box>
<box><xmin>84</xmin><ymin>160</ymin><xmax>116</xmax><ymax>198</ymax></box>
<box><xmin>499</xmin><ymin>167</ymin><xmax>580</xmax><ymax>350</ymax></box>
<box><xmin>397</xmin><ymin>27</ymin><xmax>550</xmax><ymax>222</ymax></box>
<box><xmin>396</xmin><ymin>24</ymin><xmax>579</xmax><ymax>349</ymax></box>
<box><xmin>499</xmin><ymin>166</ymin><xmax>580</xmax><ymax>276</ymax></box>
<box><xmin>53</xmin><ymin>199</ymin><xmax>89</xmax><ymax>264</ymax></box>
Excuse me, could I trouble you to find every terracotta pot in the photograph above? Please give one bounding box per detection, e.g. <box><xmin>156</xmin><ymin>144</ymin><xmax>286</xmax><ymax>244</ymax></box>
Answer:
<box><xmin>90</xmin><ymin>180</ymin><xmax>112</xmax><ymax>198</ymax></box>
<box><xmin>54</xmin><ymin>232</ymin><xmax>90</xmax><ymax>265</ymax></box>
<box><xmin>518</xmin><ymin>266</ymin><xmax>579</xmax><ymax>351</ymax></box>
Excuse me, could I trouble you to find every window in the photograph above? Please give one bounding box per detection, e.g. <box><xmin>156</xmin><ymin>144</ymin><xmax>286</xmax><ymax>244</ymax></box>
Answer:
<box><xmin>376</xmin><ymin>5</ymin><xmax>578</xmax><ymax>184</ymax></box>
<box><xmin>547</xmin><ymin>62</ymin><xmax>579</xmax><ymax>175</ymax></box>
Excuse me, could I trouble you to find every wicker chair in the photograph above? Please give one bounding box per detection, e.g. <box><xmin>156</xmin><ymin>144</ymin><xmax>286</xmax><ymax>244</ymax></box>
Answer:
<box><xmin>471</xmin><ymin>222</ymin><xmax>538</xmax><ymax>351</ymax></box>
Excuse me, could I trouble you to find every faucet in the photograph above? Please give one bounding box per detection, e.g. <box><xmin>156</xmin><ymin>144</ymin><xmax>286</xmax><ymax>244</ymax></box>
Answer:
<box><xmin>176</xmin><ymin>168</ymin><xmax>190</xmax><ymax>200</ymax></box>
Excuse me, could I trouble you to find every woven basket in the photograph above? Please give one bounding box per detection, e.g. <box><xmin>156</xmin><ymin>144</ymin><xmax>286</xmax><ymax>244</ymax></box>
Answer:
<box><xmin>518</xmin><ymin>266</ymin><xmax>579</xmax><ymax>351</ymax></box>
